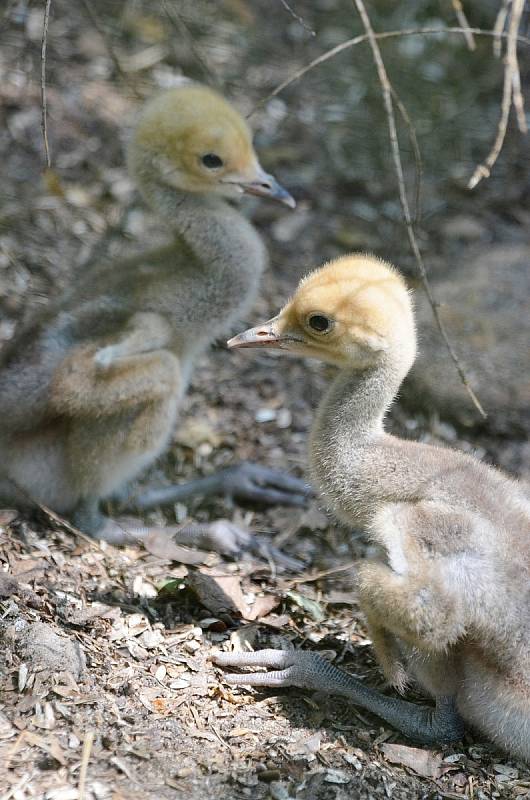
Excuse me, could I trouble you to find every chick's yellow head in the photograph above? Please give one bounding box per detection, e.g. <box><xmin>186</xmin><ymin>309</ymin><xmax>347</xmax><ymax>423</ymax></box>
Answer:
<box><xmin>229</xmin><ymin>255</ymin><xmax>416</xmax><ymax>369</ymax></box>
<box><xmin>130</xmin><ymin>84</ymin><xmax>294</xmax><ymax>205</ymax></box>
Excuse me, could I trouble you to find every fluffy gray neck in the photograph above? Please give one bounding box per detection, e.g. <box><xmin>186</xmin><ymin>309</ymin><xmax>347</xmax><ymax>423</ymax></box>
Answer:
<box><xmin>313</xmin><ymin>356</ymin><xmax>405</xmax><ymax>444</ymax></box>
<box><xmin>139</xmin><ymin>178</ymin><xmax>268</xmax><ymax>281</ymax></box>
<box><xmin>309</xmin><ymin>353</ymin><xmax>410</xmax><ymax>519</ymax></box>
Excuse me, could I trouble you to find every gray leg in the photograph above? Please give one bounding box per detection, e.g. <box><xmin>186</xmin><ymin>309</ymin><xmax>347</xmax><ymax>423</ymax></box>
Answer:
<box><xmin>70</xmin><ymin>497</ymin><xmax>106</xmax><ymax>536</ymax></box>
<box><xmin>71</xmin><ymin>499</ymin><xmax>302</xmax><ymax>564</ymax></box>
<box><xmin>172</xmin><ymin>520</ymin><xmax>303</xmax><ymax>569</ymax></box>
<box><xmin>70</xmin><ymin>497</ymin><xmax>151</xmax><ymax>546</ymax></box>
<box><xmin>213</xmin><ymin>649</ymin><xmax>465</xmax><ymax>745</ymax></box>
<box><xmin>123</xmin><ymin>462</ymin><xmax>312</xmax><ymax>510</ymax></box>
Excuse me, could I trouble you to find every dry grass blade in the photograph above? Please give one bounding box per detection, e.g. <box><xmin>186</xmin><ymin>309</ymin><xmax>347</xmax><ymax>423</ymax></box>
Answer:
<box><xmin>78</xmin><ymin>730</ymin><xmax>94</xmax><ymax>800</ymax></box>
<box><xmin>40</xmin><ymin>0</ymin><xmax>52</xmax><ymax>169</ymax></box>
<box><xmin>468</xmin><ymin>0</ymin><xmax>527</xmax><ymax>189</ymax></box>
<box><xmin>352</xmin><ymin>0</ymin><xmax>486</xmax><ymax>418</ymax></box>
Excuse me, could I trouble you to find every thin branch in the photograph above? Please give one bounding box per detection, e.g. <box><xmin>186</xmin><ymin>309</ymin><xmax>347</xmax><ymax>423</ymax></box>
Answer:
<box><xmin>450</xmin><ymin>0</ymin><xmax>476</xmax><ymax>50</ymax></box>
<box><xmin>161</xmin><ymin>0</ymin><xmax>221</xmax><ymax>87</ymax></box>
<box><xmin>468</xmin><ymin>0</ymin><xmax>527</xmax><ymax>189</ymax></box>
<box><xmin>251</xmin><ymin>26</ymin><xmax>530</xmax><ymax>114</ymax></box>
<box><xmin>78</xmin><ymin>0</ymin><xmax>142</xmax><ymax>98</ymax></box>
<box><xmin>352</xmin><ymin>0</ymin><xmax>486</xmax><ymax>418</ymax></box>
<box><xmin>278</xmin><ymin>0</ymin><xmax>316</xmax><ymax>37</ymax></box>
<box><xmin>3</xmin><ymin>474</ymin><xmax>102</xmax><ymax>548</ymax></box>
<box><xmin>511</xmin><ymin>65</ymin><xmax>527</xmax><ymax>131</ymax></box>
<box><xmin>40</xmin><ymin>0</ymin><xmax>52</xmax><ymax>169</ymax></box>
<box><xmin>493</xmin><ymin>0</ymin><xmax>511</xmax><ymax>58</ymax></box>
<box><xmin>390</xmin><ymin>86</ymin><xmax>423</xmax><ymax>225</ymax></box>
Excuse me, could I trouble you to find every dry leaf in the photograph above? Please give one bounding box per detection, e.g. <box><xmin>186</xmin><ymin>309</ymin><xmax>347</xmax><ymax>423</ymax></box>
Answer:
<box><xmin>381</xmin><ymin>743</ymin><xmax>443</xmax><ymax>778</ymax></box>
<box><xmin>188</xmin><ymin>569</ymin><xmax>278</xmax><ymax>621</ymax></box>
<box><xmin>244</xmin><ymin>593</ymin><xmax>280</xmax><ymax>621</ymax></box>
<box><xmin>188</xmin><ymin>569</ymin><xmax>249</xmax><ymax>617</ymax></box>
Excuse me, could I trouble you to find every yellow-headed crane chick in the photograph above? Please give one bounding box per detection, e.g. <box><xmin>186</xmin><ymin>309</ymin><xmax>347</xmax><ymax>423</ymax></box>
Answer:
<box><xmin>215</xmin><ymin>255</ymin><xmax>530</xmax><ymax>760</ymax></box>
<box><xmin>0</xmin><ymin>84</ymin><xmax>308</xmax><ymax>546</ymax></box>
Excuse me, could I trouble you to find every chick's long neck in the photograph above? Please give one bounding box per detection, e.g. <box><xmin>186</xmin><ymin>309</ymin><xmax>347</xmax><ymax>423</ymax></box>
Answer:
<box><xmin>310</xmin><ymin>348</ymin><xmax>413</xmax><ymax>524</ymax></box>
<box><xmin>143</xmin><ymin>180</ymin><xmax>267</xmax><ymax>305</ymax></box>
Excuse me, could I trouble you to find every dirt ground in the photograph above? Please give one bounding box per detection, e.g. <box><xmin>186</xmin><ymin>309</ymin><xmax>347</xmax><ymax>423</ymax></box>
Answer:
<box><xmin>1</xmin><ymin>2</ymin><xmax>529</xmax><ymax>799</ymax></box>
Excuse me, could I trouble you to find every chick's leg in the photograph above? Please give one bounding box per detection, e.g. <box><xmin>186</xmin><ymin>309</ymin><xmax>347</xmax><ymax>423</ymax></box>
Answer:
<box><xmin>213</xmin><ymin>649</ymin><xmax>464</xmax><ymax>745</ymax></box>
<box><xmin>70</xmin><ymin>496</ymin><xmax>159</xmax><ymax>546</ymax></box>
<box><xmin>127</xmin><ymin>462</ymin><xmax>312</xmax><ymax>510</ymax></box>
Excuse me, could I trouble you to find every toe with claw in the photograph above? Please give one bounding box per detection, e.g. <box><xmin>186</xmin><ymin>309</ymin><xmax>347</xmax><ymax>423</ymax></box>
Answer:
<box><xmin>219</xmin><ymin>462</ymin><xmax>312</xmax><ymax>507</ymax></box>
<box><xmin>212</xmin><ymin>648</ymin><xmax>326</xmax><ymax>690</ymax></box>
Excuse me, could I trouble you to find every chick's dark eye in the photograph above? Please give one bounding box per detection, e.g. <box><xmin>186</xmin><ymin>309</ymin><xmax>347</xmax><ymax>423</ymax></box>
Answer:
<box><xmin>201</xmin><ymin>153</ymin><xmax>223</xmax><ymax>169</ymax></box>
<box><xmin>308</xmin><ymin>314</ymin><xmax>332</xmax><ymax>333</ymax></box>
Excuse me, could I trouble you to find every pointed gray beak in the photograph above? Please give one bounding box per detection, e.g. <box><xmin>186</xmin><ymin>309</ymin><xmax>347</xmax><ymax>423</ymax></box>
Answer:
<box><xmin>228</xmin><ymin>318</ymin><xmax>304</xmax><ymax>350</ymax></box>
<box><xmin>239</xmin><ymin>163</ymin><xmax>295</xmax><ymax>208</ymax></box>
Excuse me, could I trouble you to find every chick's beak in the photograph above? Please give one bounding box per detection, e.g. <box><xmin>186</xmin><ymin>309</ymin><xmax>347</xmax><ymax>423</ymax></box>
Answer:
<box><xmin>239</xmin><ymin>164</ymin><xmax>296</xmax><ymax>208</ymax></box>
<box><xmin>228</xmin><ymin>317</ymin><xmax>298</xmax><ymax>350</ymax></box>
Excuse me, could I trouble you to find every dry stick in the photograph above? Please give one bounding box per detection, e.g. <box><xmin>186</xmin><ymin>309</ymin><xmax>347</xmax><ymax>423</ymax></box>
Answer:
<box><xmin>512</xmin><ymin>65</ymin><xmax>527</xmax><ymax>131</ymax></box>
<box><xmin>510</xmin><ymin>2</ymin><xmax>528</xmax><ymax>133</ymax></box>
<box><xmin>3</xmin><ymin>474</ymin><xmax>103</xmax><ymax>549</ymax></box>
<box><xmin>352</xmin><ymin>0</ymin><xmax>486</xmax><ymax>418</ymax></box>
<box><xmin>287</xmin><ymin>560</ymin><xmax>358</xmax><ymax>586</ymax></box>
<box><xmin>250</xmin><ymin>26</ymin><xmax>530</xmax><ymax>114</ymax></box>
<box><xmin>493</xmin><ymin>0</ymin><xmax>511</xmax><ymax>58</ymax></box>
<box><xmin>468</xmin><ymin>0</ymin><xmax>527</xmax><ymax>189</ymax></box>
<box><xmin>390</xmin><ymin>87</ymin><xmax>423</xmax><ymax>225</ymax></box>
<box><xmin>450</xmin><ymin>0</ymin><xmax>476</xmax><ymax>50</ymax></box>
<box><xmin>160</xmin><ymin>0</ymin><xmax>221</xmax><ymax>87</ymax></box>
<box><xmin>279</xmin><ymin>0</ymin><xmax>316</xmax><ymax>37</ymax></box>
<box><xmin>78</xmin><ymin>0</ymin><xmax>142</xmax><ymax>99</ymax></box>
<box><xmin>40</xmin><ymin>0</ymin><xmax>52</xmax><ymax>169</ymax></box>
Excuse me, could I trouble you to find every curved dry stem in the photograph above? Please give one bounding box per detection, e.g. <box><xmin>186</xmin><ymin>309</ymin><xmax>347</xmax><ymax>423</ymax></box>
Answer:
<box><xmin>468</xmin><ymin>0</ymin><xmax>527</xmax><ymax>190</ymax></box>
<box><xmin>251</xmin><ymin>26</ymin><xmax>530</xmax><ymax>114</ymax></box>
<box><xmin>351</xmin><ymin>0</ymin><xmax>486</xmax><ymax>418</ymax></box>
<box><xmin>40</xmin><ymin>0</ymin><xmax>52</xmax><ymax>169</ymax></box>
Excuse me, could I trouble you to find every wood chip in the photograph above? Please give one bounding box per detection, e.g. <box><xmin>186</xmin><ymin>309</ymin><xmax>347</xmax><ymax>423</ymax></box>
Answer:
<box><xmin>381</xmin><ymin>743</ymin><xmax>444</xmax><ymax>779</ymax></box>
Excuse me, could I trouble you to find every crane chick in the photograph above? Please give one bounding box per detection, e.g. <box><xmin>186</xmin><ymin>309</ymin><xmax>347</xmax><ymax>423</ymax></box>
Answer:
<box><xmin>0</xmin><ymin>84</ymin><xmax>307</xmax><ymax>546</ymax></box>
<box><xmin>215</xmin><ymin>255</ymin><xmax>530</xmax><ymax>760</ymax></box>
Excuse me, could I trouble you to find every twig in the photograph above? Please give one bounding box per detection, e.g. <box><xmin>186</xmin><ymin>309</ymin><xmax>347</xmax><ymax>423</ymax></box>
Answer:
<box><xmin>0</xmin><ymin>0</ymin><xmax>17</xmax><ymax>29</ymax></box>
<box><xmin>251</xmin><ymin>26</ymin><xmax>530</xmax><ymax>114</ymax></box>
<box><xmin>390</xmin><ymin>87</ymin><xmax>423</xmax><ymax>225</ymax></box>
<box><xmin>493</xmin><ymin>0</ymin><xmax>511</xmax><ymax>58</ymax></box>
<box><xmin>450</xmin><ymin>0</ymin><xmax>476</xmax><ymax>50</ymax></box>
<box><xmin>510</xmin><ymin>3</ymin><xmax>528</xmax><ymax>132</ymax></box>
<box><xmin>78</xmin><ymin>0</ymin><xmax>142</xmax><ymax>98</ymax></box>
<box><xmin>3</xmin><ymin>474</ymin><xmax>103</xmax><ymax>549</ymax></box>
<box><xmin>287</xmin><ymin>561</ymin><xmax>358</xmax><ymax>586</ymax></box>
<box><xmin>468</xmin><ymin>0</ymin><xmax>527</xmax><ymax>189</ymax></box>
<box><xmin>78</xmin><ymin>730</ymin><xmax>95</xmax><ymax>800</ymax></box>
<box><xmin>160</xmin><ymin>0</ymin><xmax>220</xmax><ymax>86</ymax></box>
<box><xmin>352</xmin><ymin>0</ymin><xmax>486</xmax><ymax>418</ymax></box>
<box><xmin>278</xmin><ymin>0</ymin><xmax>316</xmax><ymax>36</ymax></box>
<box><xmin>40</xmin><ymin>0</ymin><xmax>52</xmax><ymax>169</ymax></box>
<box><xmin>0</xmin><ymin>773</ymin><xmax>36</xmax><ymax>800</ymax></box>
